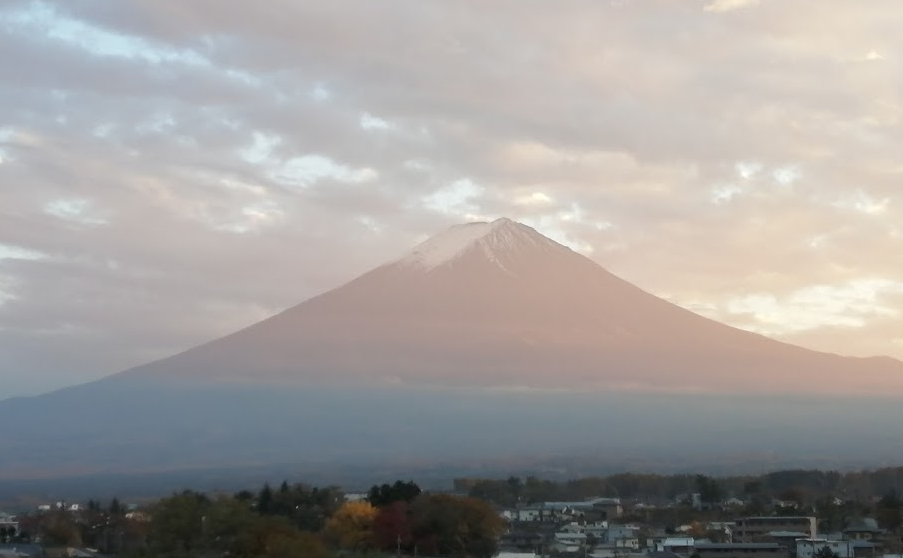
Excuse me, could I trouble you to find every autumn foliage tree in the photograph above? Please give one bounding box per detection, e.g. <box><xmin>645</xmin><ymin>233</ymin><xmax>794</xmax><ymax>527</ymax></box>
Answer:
<box><xmin>373</xmin><ymin>501</ymin><xmax>413</xmax><ymax>552</ymax></box>
<box><xmin>323</xmin><ymin>500</ymin><xmax>378</xmax><ymax>551</ymax></box>
<box><xmin>370</xmin><ymin>494</ymin><xmax>504</xmax><ymax>558</ymax></box>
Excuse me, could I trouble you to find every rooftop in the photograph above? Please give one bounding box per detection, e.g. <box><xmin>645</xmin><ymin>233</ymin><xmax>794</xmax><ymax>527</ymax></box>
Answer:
<box><xmin>697</xmin><ymin>544</ymin><xmax>785</xmax><ymax>550</ymax></box>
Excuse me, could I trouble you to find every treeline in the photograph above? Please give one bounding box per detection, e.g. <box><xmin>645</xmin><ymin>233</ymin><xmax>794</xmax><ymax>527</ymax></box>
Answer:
<box><xmin>456</xmin><ymin>467</ymin><xmax>903</xmax><ymax>506</ymax></box>
<box><xmin>125</xmin><ymin>479</ymin><xmax>504</xmax><ymax>558</ymax></box>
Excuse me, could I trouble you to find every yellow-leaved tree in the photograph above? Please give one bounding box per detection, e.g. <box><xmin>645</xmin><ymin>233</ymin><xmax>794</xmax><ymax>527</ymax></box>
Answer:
<box><xmin>323</xmin><ymin>500</ymin><xmax>379</xmax><ymax>551</ymax></box>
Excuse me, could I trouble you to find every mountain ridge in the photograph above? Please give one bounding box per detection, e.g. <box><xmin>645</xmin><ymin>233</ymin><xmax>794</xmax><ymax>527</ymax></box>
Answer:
<box><xmin>2</xmin><ymin>217</ymin><xmax>903</xmax><ymax>479</ymax></box>
<box><xmin>99</xmin><ymin>217</ymin><xmax>903</xmax><ymax>395</ymax></box>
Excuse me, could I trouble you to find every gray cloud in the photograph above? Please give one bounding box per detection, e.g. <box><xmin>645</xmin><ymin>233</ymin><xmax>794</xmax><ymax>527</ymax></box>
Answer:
<box><xmin>2</xmin><ymin>0</ymin><xmax>902</xmax><ymax>397</ymax></box>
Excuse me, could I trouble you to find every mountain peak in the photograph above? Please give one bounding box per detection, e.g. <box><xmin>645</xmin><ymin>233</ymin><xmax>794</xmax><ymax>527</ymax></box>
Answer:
<box><xmin>396</xmin><ymin>217</ymin><xmax>559</xmax><ymax>271</ymax></box>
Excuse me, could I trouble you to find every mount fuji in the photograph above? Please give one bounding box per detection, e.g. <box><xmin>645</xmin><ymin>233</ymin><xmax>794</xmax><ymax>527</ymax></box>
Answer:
<box><xmin>2</xmin><ymin>218</ymin><xmax>903</xmax><ymax>480</ymax></box>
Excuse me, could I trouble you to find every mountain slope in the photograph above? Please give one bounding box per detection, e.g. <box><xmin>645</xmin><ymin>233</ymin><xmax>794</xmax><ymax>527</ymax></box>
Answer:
<box><xmin>114</xmin><ymin>217</ymin><xmax>903</xmax><ymax>395</ymax></box>
<box><xmin>2</xmin><ymin>217</ymin><xmax>903</xmax><ymax>479</ymax></box>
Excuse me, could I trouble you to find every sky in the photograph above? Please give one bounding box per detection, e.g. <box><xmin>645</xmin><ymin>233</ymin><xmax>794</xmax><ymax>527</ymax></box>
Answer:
<box><xmin>1</xmin><ymin>0</ymin><xmax>902</xmax><ymax>398</ymax></box>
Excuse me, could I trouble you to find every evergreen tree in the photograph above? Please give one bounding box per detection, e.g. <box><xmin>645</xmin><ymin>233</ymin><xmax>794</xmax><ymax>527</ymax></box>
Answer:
<box><xmin>258</xmin><ymin>483</ymin><xmax>275</xmax><ymax>515</ymax></box>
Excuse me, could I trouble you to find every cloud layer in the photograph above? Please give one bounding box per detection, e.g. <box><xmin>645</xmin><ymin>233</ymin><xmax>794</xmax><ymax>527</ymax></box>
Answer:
<box><xmin>2</xmin><ymin>0</ymin><xmax>902</xmax><ymax>396</ymax></box>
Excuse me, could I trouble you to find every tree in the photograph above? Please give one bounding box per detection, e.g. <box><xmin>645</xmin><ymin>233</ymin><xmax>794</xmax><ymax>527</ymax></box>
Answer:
<box><xmin>201</xmin><ymin>496</ymin><xmax>257</xmax><ymax>552</ymax></box>
<box><xmin>814</xmin><ymin>547</ymin><xmax>839</xmax><ymax>558</ymax></box>
<box><xmin>230</xmin><ymin>516</ymin><xmax>331</xmax><ymax>558</ymax></box>
<box><xmin>367</xmin><ymin>480</ymin><xmax>422</xmax><ymax>507</ymax></box>
<box><xmin>258</xmin><ymin>483</ymin><xmax>275</xmax><ymax>515</ymax></box>
<box><xmin>409</xmin><ymin>494</ymin><xmax>506</xmax><ymax>558</ymax></box>
<box><xmin>146</xmin><ymin>490</ymin><xmax>211</xmax><ymax>557</ymax></box>
<box><xmin>110</xmin><ymin>497</ymin><xmax>123</xmax><ymax>515</ymax></box>
<box><xmin>42</xmin><ymin>511</ymin><xmax>82</xmax><ymax>547</ymax></box>
<box><xmin>235</xmin><ymin>489</ymin><xmax>255</xmax><ymax>503</ymax></box>
<box><xmin>323</xmin><ymin>500</ymin><xmax>378</xmax><ymax>550</ymax></box>
<box><xmin>696</xmin><ymin>475</ymin><xmax>723</xmax><ymax>504</ymax></box>
<box><xmin>876</xmin><ymin>490</ymin><xmax>903</xmax><ymax>532</ymax></box>
<box><xmin>0</xmin><ymin>527</ymin><xmax>15</xmax><ymax>543</ymax></box>
<box><xmin>372</xmin><ymin>501</ymin><xmax>412</xmax><ymax>552</ymax></box>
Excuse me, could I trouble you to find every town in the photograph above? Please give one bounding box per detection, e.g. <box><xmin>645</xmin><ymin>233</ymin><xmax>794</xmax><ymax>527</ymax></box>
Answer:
<box><xmin>0</xmin><ymin>469</ymin><xmax>901</xmax><ymax>558</ymax></box>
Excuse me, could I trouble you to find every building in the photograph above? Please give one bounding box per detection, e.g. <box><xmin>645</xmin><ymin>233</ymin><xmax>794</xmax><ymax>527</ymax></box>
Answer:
<box><xmin>541</xmin><ymin>498</ymin><xmax>623</xmax><ymax>520</ymax></box>
<box><xmin>734</xmin><ymin>517</ymin><xmax>817</xmax><ymax>543</ymax></box>
<box><xmin>796</xmin><ymin>539</ymin><xmax>854</xmax><ymax>558</ymax></box>
<box><xmin>606</xmin><ymin>525</ymin><xmax>641</xmax><ymax>550</ymax></box>
<box><xmin>657</xmin><ymin>537</ymin><xmax>695</xmax><ymax>555</ymax></box>
<box><xmin>514</xmin><ymin>507</ymin><xmax>543</xmax><ymax>522</ymax></box>
<box><xmin>498</xmin><ymin>531</ymin><xmax>544</xmax><ymax>553</ymax></box>
<box><xmin>767</xmin><ymin>531</ymin><xmax>812</xmax><ymax>550</ymax></box>
<box><xmin>843</xmin><ymin>519</ymin><xmax>883</xmax><ymax>541</ymax></box>
<box><xmin>0</xmin><ymin>515</ymin><xmax>17</xmax><ymax>541</ymax></box>
<box><xmin>552</xmin><ymin>532</ymin><xmax>587</xmax><ymax>553</ymax></box>
<box><xmin>695</xmin><ymin>543</ymin><xmax>789</xmax><ymax>558</ymax></box>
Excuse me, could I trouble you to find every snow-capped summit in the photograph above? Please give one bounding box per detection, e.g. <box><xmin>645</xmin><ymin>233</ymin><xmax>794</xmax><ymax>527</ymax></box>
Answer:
<box><xmin>398</xmin><ymin>217</ymin><xmax>564</xmax><ymax>271</ymax></box>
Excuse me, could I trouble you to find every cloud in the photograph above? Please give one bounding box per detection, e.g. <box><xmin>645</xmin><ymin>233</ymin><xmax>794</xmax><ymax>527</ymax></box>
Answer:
<box><xmin>725</xmin><ymin>279</ymin><xmax>903</xmax><ymax>334</ymax></box>
<box><xmin>2</xmin><ymin>0</ymin><xmax>903</xmax><ymax>396</ymax></box>
<box><xmin>703</xmin><ymin>0</ymin><xmax>760</xmax><ymax>14</ymax></box>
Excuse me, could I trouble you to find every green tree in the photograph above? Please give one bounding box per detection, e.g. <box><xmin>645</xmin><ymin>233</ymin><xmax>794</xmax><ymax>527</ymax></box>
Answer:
<box><xmin>201</xmin><ymin>496</ymin><xmax>257</xmax><ymax>552</ymax></box>
<box><xmin>814</xmin><ymin>547</ymin><xmax>839</xmax><ymax>558</ymax></box>
<box><xmin>367</xmin><ymin>480</ymin><xmax>422</xmax><ymax>507</ymax></box>
<box><xmin>258</xmin><ymin>483</ymin><xmax>274</xmax><ymax>515</ymax></box>
<box><xmin>696</xmin><ymin>475</ymin><xmax>723</xmax><ymax>504</ymax></box>
<box><xmin>146</xmin><ymin>490</ymin><xmax>210</xmax><ymax>557</ymax></box>
<box><xmin>876</xmin><ymin>490</ymin><xmax>903</xmax><ymax>532</ymax></box>
<box><xmin>409</xmin><ymin>494</ymin><xmax>506</xmax><ymax>558</ymax></box>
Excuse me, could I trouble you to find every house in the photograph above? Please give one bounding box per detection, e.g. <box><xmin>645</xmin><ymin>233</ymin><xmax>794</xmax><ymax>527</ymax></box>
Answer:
<box><xmin>848</xmin><ymin>541</ymin><xmax>880</xmax><ymax>558</ymax></box>
<box><xmin>585</xmin><ymin>521</ymin><xmax>609</xmax><ymax>538</ymax></box>
<box><xmin>695</xmin><ymin>543</ymin><xmax>789</xmax><ymax>558</ymax></box>
<box><xmin>542</xmin><ymin>498</ymin><xmax>623</xmax><ymax>520</ymax></box>
<box><xmin>766</xmin><ymin>531</ymin><xmax>812</xmax><ymax>550</ymax></box>
<box><xmin>559</xmin><ymin>523</ymin><xmax>585</xmax><ymax>534</ymax></box>
<box><xmin>515</xmin><ymin>507</ymin><xmax>544</xmax><ymax>522</ymax></box>
<box><xmin>553</xmin><ymin>532</ymin><xmax>587</xmax><ymax>554</ymax></box>
<box><xmin>499</xmin><ymin>530</ymin><xmax>544</xmax><ymax>553</ymax></box>
<box><xmin>657</xmin><ymin>537</ymin><xmax>695</xmax><ymax>555</ymax></box>
<box><xmin>704</xmin><ymin>522</ymin><xmax>735</xmax><ymax>543</ymax></box>
<box><xmin>606</xmin><ymin>525</ymin><xmax>641</xmax><ymax>550</ymax></box>
<box><xmin>844</xmin><ymin>519</ymin><xmax>884</xmax><ymax>541</ymax></box>
<box><xmin>734</xmin><ymin>517</ymin><xmax>817</xmax><ymax>543</ymax></box>
<box><xmin>796</xmin><ymin>539</ymin><xmax>855</xmax><ymax>558</ymax></box>
<box><xmin>588</xmin><ymin>543</ymin><xmax>643</xmax><ymax>558</ymax></box>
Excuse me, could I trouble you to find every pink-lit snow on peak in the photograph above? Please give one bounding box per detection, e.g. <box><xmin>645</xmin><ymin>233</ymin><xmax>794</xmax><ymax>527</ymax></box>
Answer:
<box><xmin>397</xmin><ymin>218</ymin><xmax>561</xmax><ymax>271</ymax></box>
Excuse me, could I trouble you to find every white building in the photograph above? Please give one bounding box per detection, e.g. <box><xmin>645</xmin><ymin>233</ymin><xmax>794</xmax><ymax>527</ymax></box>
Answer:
<box><xmin>657</xmin><ymin>537</ymin><xmax>695</xmax><ymax>555</ymax></box>
<box><xmin>515</xmin><ymin>507</ymin><xmax>543</xmax><ymax>522</ymax></box>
